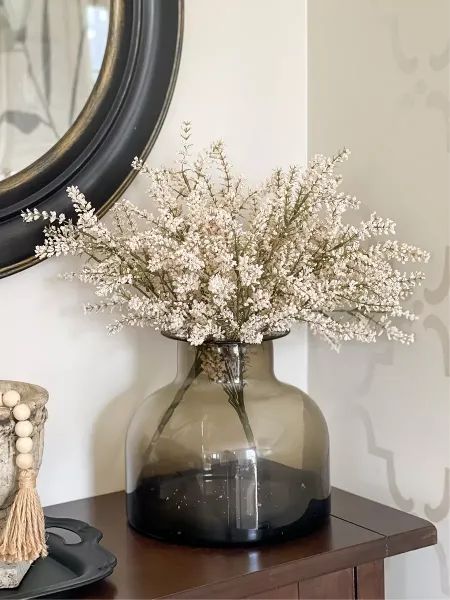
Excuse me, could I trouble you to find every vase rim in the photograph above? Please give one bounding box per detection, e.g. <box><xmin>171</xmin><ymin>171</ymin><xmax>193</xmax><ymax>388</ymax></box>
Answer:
<box><xmin>161</xmin><ymin>330</ymin><xmax>289</xmax><ymax>345</ymax></box>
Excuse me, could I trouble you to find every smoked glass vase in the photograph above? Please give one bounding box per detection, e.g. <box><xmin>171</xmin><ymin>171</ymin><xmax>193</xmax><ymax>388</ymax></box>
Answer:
<box><xmin>126</xmin><ymin>336</ymin><xmax>330</xmax><ymax>545</ymax></box>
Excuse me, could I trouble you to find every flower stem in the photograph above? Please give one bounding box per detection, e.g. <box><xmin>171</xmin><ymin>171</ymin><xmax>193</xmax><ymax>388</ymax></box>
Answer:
<box><xmin>143</xmin><ymin>350</ymin><xmax>201</xmax><ymax>463</ymax></box>
<box><xmin>233</xmin><ymin>389</ymin><xmax>256</xmax><ymax>448</ymax></box>
<box><xmin>143</xmin><ymin>345</ymin><xmax>256</xmax><ymax>465</ymax></box>
<box><xmin>224</xmin><ymin>344</ymin><xmax>256</xmax><ymax>448</ymax></box>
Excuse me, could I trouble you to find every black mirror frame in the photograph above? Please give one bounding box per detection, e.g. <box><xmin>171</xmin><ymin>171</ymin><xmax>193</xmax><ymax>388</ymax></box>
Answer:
<box><xmin>0</xmin><ymin>0</ymin><xmax>183</xmax><ymax>278</ymax></box>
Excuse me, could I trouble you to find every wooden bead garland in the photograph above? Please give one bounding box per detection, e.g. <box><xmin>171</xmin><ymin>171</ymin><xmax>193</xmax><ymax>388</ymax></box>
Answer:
<box><xmin>3</xmin><ymin>390</ymin><xmax>20</xmax><ymax>408</ymax></box>
<box><xmin>15</xmin><ymin>453</ymin><xmax>33</xmax><ymax>470</ymax></box>
<box><xmin>2</xmin><ymin>397</ymin><xmax>35</xmax><ymax>468</ymax></box>
<box><xmin>0</xmin><ymin>389</ymin><xmax>47</xmax><ymax>563</ymax></box>
<box><xmin>12</xmin><ymin>403</ymin><xmax>31</xmax><ymax>422</ymax></box>
<box><xmin>15</xmin><ymin>420</ymin><xmax>33</xmax><ymax>439</ymax></box>
<box><xmin>16</xmin><ymin>437</ymin><xmax>33</xmax><ymax>454</ymax></box>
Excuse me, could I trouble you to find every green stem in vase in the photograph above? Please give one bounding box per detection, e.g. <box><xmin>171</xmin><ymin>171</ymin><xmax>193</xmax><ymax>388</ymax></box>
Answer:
<box><xmin>223</xmin><ymin>344</ymin><xmax>256</xmax><ymax>449</ymax></box>
<box><xmin>233</xmin><ymin>391</ymin><xmax>256</xmax><ymax>449</ymax></box>
<box><xmin>144</xmin><ymin>343</ymin><xmax>256</xmax><ymax>464</ymax></box>
<box><xmin>143</xmin><ymin>349</ymin><xmax>202</xmax><ymax>463</ymax></box>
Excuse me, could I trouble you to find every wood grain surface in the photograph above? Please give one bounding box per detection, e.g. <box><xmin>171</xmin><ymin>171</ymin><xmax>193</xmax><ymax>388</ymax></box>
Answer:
<box><xmin>44</xmin><ymin>488</ymin><xmax>436</xmax><ymax>599</ymax></box>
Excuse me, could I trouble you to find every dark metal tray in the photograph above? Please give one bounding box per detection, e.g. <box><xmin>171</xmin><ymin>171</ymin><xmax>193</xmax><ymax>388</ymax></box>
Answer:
<box><xmin>0</xmin><ymin>516</ymin><xmax>117</xmax><ymax>600</ymax></box>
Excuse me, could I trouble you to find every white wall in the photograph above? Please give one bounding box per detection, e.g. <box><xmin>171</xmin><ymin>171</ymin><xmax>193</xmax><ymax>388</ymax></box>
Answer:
<box><xmin>4</xmin><ymin>2</ymin><xmax>443</xmax><ymax>596</ymax></box>
<box><xmin>308</xmin><ymin>1</ymin><xmax>450</xmax><ymax>598</ymax></box>
<box><xmin>0</xmin><ymin>0</ymin><xmax>307</xmax><ymax>506</ymax></box>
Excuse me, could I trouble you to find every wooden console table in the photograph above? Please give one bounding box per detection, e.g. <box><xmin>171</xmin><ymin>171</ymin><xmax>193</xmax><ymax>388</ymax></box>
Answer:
<box><xmin>45</xmin><ymin>489</ymin><xmax>436</xmax><ymax>599</ymax></box>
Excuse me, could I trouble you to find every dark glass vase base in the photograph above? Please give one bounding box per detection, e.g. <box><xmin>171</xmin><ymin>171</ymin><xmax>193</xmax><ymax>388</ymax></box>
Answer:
<box><xmin>127</xmin><ymin>458</ymin><xmax>330</xmax><ymax>546</ymax></box>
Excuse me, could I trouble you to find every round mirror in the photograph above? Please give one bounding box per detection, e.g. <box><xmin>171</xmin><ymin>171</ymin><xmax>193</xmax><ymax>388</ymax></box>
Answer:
<box><xmin>0</xmin><ymin>0</ymin><xmax>183</xmax><ymax>278</ymax></box>
<box><xmin>0</xmin><ymin>0</ymin><xmax>110</xmax><ymax>179</ymax></box>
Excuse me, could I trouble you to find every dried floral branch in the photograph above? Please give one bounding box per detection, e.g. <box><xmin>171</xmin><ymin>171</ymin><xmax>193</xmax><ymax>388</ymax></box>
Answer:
<box><xmin>23</xmin><ymin>123</ymin><xmax>430</xmax><ymax>349</ymax></box>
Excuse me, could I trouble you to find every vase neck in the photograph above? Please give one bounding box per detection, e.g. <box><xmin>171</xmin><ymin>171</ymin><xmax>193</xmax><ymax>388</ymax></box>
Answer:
<box><xmin>175</xmin><ymin>340</ymin><xmax>276</xmax><ymax>382</ymax></box>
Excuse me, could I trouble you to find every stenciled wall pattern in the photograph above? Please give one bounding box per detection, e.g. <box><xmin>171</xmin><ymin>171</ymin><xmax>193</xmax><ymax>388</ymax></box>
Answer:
<box><xmin>308</xmin><ymin>0</ymin><xmax>449</xmax><ymax>597</ymax></box>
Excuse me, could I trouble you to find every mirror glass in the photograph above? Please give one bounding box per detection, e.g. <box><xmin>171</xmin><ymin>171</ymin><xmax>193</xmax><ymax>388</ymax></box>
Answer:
<box><xmin>0</xmin><ymin>0</ymin><xmax>109</xmax><ymax>180</ymax></box>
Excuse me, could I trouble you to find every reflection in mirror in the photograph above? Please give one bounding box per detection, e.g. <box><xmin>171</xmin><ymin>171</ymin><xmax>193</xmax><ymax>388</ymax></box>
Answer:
<box><xmin>0</xmin><ymin>0</ymin><xmax>109</xmax><ymax>180</ymax></box>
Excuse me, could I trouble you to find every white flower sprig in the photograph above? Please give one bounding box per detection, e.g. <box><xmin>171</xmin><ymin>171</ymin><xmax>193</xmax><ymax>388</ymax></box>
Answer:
<box><xmin>23</xmin><ymin>122</ymin><xmax>430</xmax><ymax>348</ymax></box>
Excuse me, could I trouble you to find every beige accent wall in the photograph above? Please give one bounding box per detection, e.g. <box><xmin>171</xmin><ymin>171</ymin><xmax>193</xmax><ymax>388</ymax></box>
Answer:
<box><xmin>308</xmin><ymin>1</ymin><xmax>450</xmax><ymax>597</ymax></box>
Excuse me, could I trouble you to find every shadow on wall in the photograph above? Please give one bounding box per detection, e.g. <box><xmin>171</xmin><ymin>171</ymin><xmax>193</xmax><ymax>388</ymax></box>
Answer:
<box><xmin>33</xmin><ymin>242</ymin><xmax>177</xmax><ymax>503</ymax></box>
<box><xmin>92</xmin><ymin>330</ymin><xmax>176</xmax><ymax>498</ymax></box>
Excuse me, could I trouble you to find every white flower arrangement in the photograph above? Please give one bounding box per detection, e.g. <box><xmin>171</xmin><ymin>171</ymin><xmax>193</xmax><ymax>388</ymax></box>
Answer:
<box><xmin>23</xmin><ymin>123</ymin><xmax>429</xmax><ymax>348</ymax></box>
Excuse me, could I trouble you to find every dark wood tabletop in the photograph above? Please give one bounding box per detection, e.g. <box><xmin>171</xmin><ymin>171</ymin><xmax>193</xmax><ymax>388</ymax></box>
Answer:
<box><xmin>45</xmin><ymin>489</ymin><xmax>436</xmax><ymax>599</ymax></box>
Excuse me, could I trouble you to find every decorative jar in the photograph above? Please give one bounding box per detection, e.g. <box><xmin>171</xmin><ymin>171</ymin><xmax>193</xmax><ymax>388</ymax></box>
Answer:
<box><xmin>0</xmin><ymin>380</ymin><xmax>47</xmax><ymax>587</ymax></box>
<box><xmin>126</xmin><ymin>335</ymin><xmax>330</xmax><ymax>545</ymax></box>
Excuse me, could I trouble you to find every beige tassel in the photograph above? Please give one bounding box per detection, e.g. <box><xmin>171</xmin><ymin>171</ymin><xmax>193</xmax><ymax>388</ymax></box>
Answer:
<box><xmin>0</xmin><ymin>469</ymin><xmax>47</xmax><ymax>563</ymax></box>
